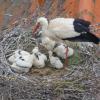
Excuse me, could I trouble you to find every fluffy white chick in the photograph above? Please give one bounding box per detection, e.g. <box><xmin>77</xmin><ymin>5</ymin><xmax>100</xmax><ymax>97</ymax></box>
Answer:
<box><xmin>48</xmin><ymin>51</ymin><xmax>63</xmax><ymax>69</ymax></box>
<box><xmin>32</xmin><ymin>47</ymin><xmax>47</xmax><ymax>68</ymax></box>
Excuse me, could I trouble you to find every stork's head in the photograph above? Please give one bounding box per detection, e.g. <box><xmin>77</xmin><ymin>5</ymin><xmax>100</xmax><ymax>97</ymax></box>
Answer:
<box><xmin>32</xmin><ymin>17</ymin><xmax>48</xmax><ymax>37</ymax></box>
<box><xmin>37</xmin><ymin>17</ymin><xmax>48</xmax><ymax>27</ymax></box>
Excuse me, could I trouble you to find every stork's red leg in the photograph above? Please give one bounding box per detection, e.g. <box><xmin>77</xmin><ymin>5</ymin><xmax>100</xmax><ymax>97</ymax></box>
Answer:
<box><xmin>64</xmin><ymin>47</ymin><xmax>68</xmax><ymax>68</ymax></box>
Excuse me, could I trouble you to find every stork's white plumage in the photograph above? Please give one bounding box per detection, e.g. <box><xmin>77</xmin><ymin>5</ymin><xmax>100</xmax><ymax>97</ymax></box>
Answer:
<box><xmin>32</xmin><ymin>47</ymin><xmax>47</xmax><ymax>68</ymax></box>
<box><xmin>32</xmin><ymin>47</ymin><xmax>39</xmax><ymax>53</ymax></box>
<box><xmin>14</xmin><ymin>49</ymin><xmax>33</xmax><ymax>68</ymax></box>
<box><xmin>33</xmin><ymin>17</ymin><xmax>99</xmax><ymax>44</ymax></box>
<box><xmin>15</xmin><ymin>49</ymin><xmax>31</xmax><ymax>58</ymax></box>
<box><xmin>48</xmin><ymin>51</ymin><xmax>63</xmax><ymax>69</ymax></box>
<box><xmin>32</xmin><ymin>47</ymin><xmax>47</xmax><ymax>61</ymax></box>
<box><xmin>15</xmin><ymin>55</ymin><xmax>33</xmax><ymax>69</ymax></box>
<box><xmin>53</xmin><ymin>43</ymin><xmax>74</xmax><ymax>59</ymax></box>
<box><xmin>8</xmin><ymin>49</ymin><xmax>34</xmax><ymax>73</ymax></box>
<box><xmin>11</xmin><ymin>63</ymin><xmax>30</xmax><ymax>73</ymax></box>
<box><xmin>40</xmin><ymin>36</ymin><xmax>56</xmax><ymax>51</ymax></box>
<box><xmin>8</xmin><ymin>55</ymin><xmax>15</xmax><ymax>64</ymax></box>
<box><xmin>8</xmin><ymin>49</ymin><xmax>32</xmax><ymax>64</ymax></box>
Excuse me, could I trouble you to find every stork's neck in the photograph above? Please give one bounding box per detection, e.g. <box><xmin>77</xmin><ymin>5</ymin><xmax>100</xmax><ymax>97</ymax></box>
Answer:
<box><xmin>41</xmin><ymin>21</ymin><xmax>48</xmax><ymax>31</ymax></box>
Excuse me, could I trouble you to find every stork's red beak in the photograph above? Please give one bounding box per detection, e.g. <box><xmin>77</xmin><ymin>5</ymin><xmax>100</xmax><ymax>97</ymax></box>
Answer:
<box><xmin>32</xmin><ymin>22</ymin><xmax>40</xmax><ymax>37</ymax></box>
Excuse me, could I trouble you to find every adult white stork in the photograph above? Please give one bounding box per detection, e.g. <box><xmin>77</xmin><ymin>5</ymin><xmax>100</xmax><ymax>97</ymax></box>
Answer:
<box><xmin>32</xmin><ymin>17</ymin><xmax>100</xmax><ymax>66</ymax></box>
<box><xmin>33</xmin><ymin>17</ymin><xmax>100</xmax><ymax>44</ymax></box>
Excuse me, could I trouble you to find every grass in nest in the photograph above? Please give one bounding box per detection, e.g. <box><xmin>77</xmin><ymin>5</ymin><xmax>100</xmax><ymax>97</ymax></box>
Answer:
<box><xmin>68</xmin><ymin>49</ymin><xmax>85</xmax><ymax>66</ymax></box>
<box><xmin>53</xmin><ymin>80</ymin><xmax>85</xmax><ymax>95</ymax></box>
<box><xmin>53</xmin><ymin>80</ymin><xmax>85</xmax><ymax>93</ymax></box>
<box><xmin>30</xmin><ymin>66</ymin><xmax>68</xmax><ymax>76</ymax></box>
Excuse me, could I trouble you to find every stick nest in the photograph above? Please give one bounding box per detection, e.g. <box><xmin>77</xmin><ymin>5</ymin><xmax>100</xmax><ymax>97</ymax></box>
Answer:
<box><xmin>0</xmin><ymin>26</ymin><xmax>99</xmax><ymax>100</ymax></box>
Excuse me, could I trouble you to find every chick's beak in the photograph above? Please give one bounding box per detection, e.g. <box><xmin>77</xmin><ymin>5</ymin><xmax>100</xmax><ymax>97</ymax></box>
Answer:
<box><xmin>32</xmin><ymin>22</ymin><xmax>40</xmax><ymax>37</ymax></box>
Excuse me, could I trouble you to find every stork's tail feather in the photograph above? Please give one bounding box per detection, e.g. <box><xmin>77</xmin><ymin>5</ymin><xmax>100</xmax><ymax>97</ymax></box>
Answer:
<box><xmin>85</xmin><ymin>32</ymin><xmax>100</xmax><ymax>44</ymax></box>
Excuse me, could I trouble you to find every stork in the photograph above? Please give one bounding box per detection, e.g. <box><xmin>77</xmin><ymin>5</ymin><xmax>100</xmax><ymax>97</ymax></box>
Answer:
<box><xmin>33</xmin><ymin>17</ymin><xmax>100</xmax><ymax>44</ymax></box>
<box><xmin>32</xmin><ymin>47</ymin><xmax>47</xmax><ymax>68</ymax></box>
<box><xmin>48</xmin><ymin>51</ymin><xmax>63</xmax><ymax>69</ymax></box>
<box><xmin>8</xmin><ymin>49</ymin><xmax>34</xmax><ymax>73</ymax></box>
<box><xmin>32</xmin><ymin>17</ymin><xmax>100</xmax><ymax>66</ymax></box>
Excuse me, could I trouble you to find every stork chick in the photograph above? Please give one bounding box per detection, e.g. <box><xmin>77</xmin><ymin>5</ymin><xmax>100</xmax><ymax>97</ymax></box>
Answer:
<box><xmin>40</xmin><ymin>36</ymin><xmax>56</xmax><ymax>51</ymax></box>
<box><xmin>53</xmin><ymin>43</ymin><xmax>74</xmax><ymax>59</ymax></box>
<box><xmin>8</xmin><ymin>54</ymin><xmax>15</xmax><ymax>64</ymax></box>
<box><xmin>48</xmin><ymin>51</ymin><xmax>63</xmax><ymax>69</ymax></box>
<box><xmin>8</xmin><ymin>49</ymin><xmax>34</xmax><ymax>73</ymax></box>
<box><xmin>32</xmin><ymin>46</ymin><xmax>47</xmax><ymax>68</ymax></box>
<box><xmin>8</xmin><ymin>49</ymin><xmax>32</xmax><ymax>63</ymax></box>
<box><xmin>11</xmin><ymin>63</ymin><xmax>30</xmax><ymax>73</ymax></box>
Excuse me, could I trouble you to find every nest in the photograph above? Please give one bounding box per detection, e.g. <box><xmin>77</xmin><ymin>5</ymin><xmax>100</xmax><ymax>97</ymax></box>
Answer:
<box><xmin>0</xmin><ymin>25</ymin><xmax>99</xmax><ymax>100</ymax></box>
<box><xmin>0</xmin><ymin>25</ymin><xmax>98</xmax><ymax>76</ymax></box>
<box><xmin>0</xmin><ymin>26</ymin><xmax>35</xmax><ymax>76</ymax></box>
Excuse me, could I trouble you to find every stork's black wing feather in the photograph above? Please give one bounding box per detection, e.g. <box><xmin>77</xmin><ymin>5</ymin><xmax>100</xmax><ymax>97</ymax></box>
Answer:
<box><xmin>62</xmin><ymin>19</ymin><xmax>100</xmax><ymax>44</ymax></box>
